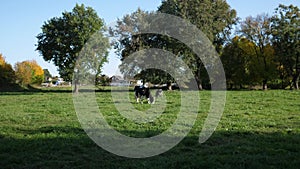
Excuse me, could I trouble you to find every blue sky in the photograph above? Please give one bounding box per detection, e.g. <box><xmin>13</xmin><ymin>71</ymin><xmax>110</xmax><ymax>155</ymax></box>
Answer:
<box><xmin>0</xmin><ymin>0</ymin><xmax>299</xmax><ymax>77</ymax></box>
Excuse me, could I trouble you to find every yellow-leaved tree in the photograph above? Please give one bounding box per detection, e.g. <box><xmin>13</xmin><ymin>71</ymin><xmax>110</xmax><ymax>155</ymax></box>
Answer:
<box><xmin>14</xmin><ymin>60</ymin><xmax>44</xmax><ymax>86</ymax></box>
<box><xmin>0</xmin><ymin>54</ymin><xmax>15</xmax><ymax>86</ymax></box>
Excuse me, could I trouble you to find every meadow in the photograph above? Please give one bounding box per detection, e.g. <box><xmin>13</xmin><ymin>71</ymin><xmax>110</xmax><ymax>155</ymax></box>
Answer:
<box><xmin>0</xmin><ymin>89</ymin><xmax>299</xmax><ymax>168</ymax></box>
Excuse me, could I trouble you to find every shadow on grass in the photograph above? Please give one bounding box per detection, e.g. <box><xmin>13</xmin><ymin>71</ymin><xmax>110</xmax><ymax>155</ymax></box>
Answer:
<box><xmin>0</xmin><ymin>83</ymin><xmax>25</xmax><ymax>92</ymax></box>
<box><xmin>1</xmin><ymin>83</ymin><xmax>184</xmax><ymax>95</ymax></box>
<box><xmin>0</xmin><ymin>126</ymin><xmax>299</xmax><ymax>169</ymax></box>
<box><xmin>0</xmin><ymin>88</ymin><xmax>151</xmax><ymax>95</ymax></box>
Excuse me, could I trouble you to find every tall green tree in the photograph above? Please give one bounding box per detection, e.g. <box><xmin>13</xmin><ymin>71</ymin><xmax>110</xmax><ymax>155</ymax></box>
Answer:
<box><xmin>239</xmin><ymin>14</ymin><xmax>277</xmax><ymax>90</ymax></box>
<box><xmin>111</xmin><ymin>9</ymin><xmax>184</xmax><ymax>90</ymax></box>
<box><xmin>221</xmin><ymin>36</ymin><xmax>255</xmax><ymax>88</ymax></box>
<box><xmin>158</xmin><ymin>0</ymin><xmax>237</xmax><ymax>89</ymax></box>
<box><xmin>158</xmin><ymin>0</ymin><xmax>237</xmax><ymax>52</ymax></box>
<box><xmin>111</xmin><ymin>9</ymin><xmax>152</xmax><ymax>79</ymax></box>
<box><xmin>271</xmin><ymin>4</ymin><xmax>300</xmax><ymax>90</ymax></box>
<box><xmin>36</xmin><ymin>4</ymin><xmax>109</xmax><ymax>93</ymax></box>
<box><xmin>112</xmin><ymin>1</ymin><xmax>237</xmax><ymax>90</ymax></box>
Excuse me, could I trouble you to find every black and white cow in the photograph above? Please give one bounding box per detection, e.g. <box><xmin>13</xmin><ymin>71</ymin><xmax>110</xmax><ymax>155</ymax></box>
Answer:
<box><xmin>134</xmin><ymin>84</ymin><xmax>154</xmax><ymax>104</ymax></box>
<box><xmin>134</xmin><ymin>83</ymin><xmax>164</xmax><ymax>104</ymax></box>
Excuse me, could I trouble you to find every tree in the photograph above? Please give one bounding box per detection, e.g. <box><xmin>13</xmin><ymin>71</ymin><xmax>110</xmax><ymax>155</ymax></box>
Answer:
<box><xmin>111</xmin><ymin>9</ymin><xmax>180</xmax><ymax>90</ymax></box>
<box><xmin>0</xmin><ymin>54</ymin><xmax>15</xmax><ymax>86</ymax></box>
<box><xmin>221</xmin><ymin>36</ymin><xmax>254</xmax><ymax>89</ymax></box>
<box><xmin>159</xmin><ymin>0</ymin><xmax>237</xmax><ymax>89</ymax></box>
<box><xmin>158</xmin><ymin>0</ymin><xmax>237</xmax><ymax>50</ymax></box>
<box><xmin>271</xmin><ymin>4</ymin><xmax>300</xmax><ymax>90</ymax></box>
<box><xmin>14</xmin><ymin>60</ymin><xmax>44</xmax><ymax>86</ymax></box>
<box><xmin>36</xmin><ymin>4</ymin><xmax>109</xmax><ymax>93</ymax></box>
<box><xmin>112</xmin><ymin>1</ymin><xmax>237</xmax><ymax>90</ymax></box>
<box><xmin>239</xmin><ymin>14</ymin><xmax>277</xmax><ymax>90</ymax></box>
<box><xmin>96</xmin><ymin>74</ymin><xmax>111</xmax><ymax>86</ymax></box>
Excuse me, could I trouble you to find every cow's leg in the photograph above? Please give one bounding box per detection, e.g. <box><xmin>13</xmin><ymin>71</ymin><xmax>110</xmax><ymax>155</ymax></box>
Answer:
<box><xmin>150</xmin><ymin>95</ymin><xmax>155</xmax><ymax>104</ymax></box>
<box><xmin>147</xmin><ymin>94</ymin><xmax>154</xmax><ymax>104</ymax></box>
<box><xmin>135</xmin><ymin>89</ymin><xmax>140</xmax><ymax>103</ymax></box>
<box><xmin>144</xmin><ymin>89</ymin><xmax>153</xmax><ymax>104</ymax></box>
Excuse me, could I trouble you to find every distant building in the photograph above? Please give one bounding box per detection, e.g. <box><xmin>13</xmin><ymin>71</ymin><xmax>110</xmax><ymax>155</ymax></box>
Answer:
<box><xmin>110</xmin><ymin>75</ymin><xmax>133</xmax><ymax>86</ymax></box>
<box><xmin>55</xmin><ymin>78</ymin><xmax>64</xmax><ymax>85</ymax></box>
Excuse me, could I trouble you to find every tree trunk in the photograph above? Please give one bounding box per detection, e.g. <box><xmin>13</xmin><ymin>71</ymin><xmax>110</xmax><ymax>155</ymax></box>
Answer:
<box><xmin>295</xmin><ymin>80</ymin><xmax>299</xmax><ymax>90</ymax></box>
<box><xmin>294</xmin><ymin>53</ymin><xmax>300</xmax><ymax>90</ymax></box>
<box><xmin>167</xmin><ymin>81</ymin><xmax>172</xmax><ymax>91</ymax></box>
<box><xmin>198</xmin><ymin>83</ymin><xmax>203</xmax><ymax>90</ymax></box>
<box><xmin>195</xmin><ymin>67</ymin><xmax>203</xmax><ymax>90</ymax></box>
<box><xmin>262</xmin><ymin>79</ymin><xmax>268</xmax><ymax>90</ymax></box>
<box><xmin>292</xmin><ymin>74</ymin><xmax>299</xmax><ymax>90</ymax></box>
<box><xmin>229</xmin><ymin>83</ymin><xmax>233</xmax><ymax>90</ymax></box>
<box><xmin>281</xmin><ymin>76</ymin><xmax>285</xmax><ymax>89</ymax></box>
<box><xmin>168</xmin><ymin>84</ymin><xmax>173</xmax><ymax>91</ymax></box>
<box><xmin>73</xmin><ymin>78</ymin><xmax>79</xmax><ymax>93</ymax></box>
<box><xmin>194</xmin><ymin>74</ymin><xmax>203</xmax><ymax>90</ymax></box>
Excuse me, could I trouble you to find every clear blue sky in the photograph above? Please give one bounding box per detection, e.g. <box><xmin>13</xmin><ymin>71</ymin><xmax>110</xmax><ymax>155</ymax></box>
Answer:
<box><xmin>0</xmin><ymin>0</ymin><xmax>299</xmax><ymax>77</ymax></box>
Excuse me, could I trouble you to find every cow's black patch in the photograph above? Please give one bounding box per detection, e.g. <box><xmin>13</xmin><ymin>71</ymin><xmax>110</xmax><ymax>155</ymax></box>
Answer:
<box><xmin>134</xmin><ymin>85</ymin><xmax>154</xmax><ymax>104</ymax></box>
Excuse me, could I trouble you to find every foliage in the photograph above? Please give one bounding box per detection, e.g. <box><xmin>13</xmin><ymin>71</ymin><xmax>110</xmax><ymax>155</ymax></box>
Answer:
<box><xmin>14</xmin><ymin>60</ymin><xmax>44</xmax><ymax>86</ymax></box>
<box><xmin>0</xmin><ymin>53</ymin><xmax>15</xmax><ymax>85</ymax></box>
<box><xmin>36</xmin><ymin>4</ymin><xmax>110</xmax><ymax>92</ymax></box>
<box><xmin>221</xmin><ymin>36</ymin><xmax>253</xmax><ymax>88</ymax></box>
<box><xmin>111</xmin><ymin>9</ymin><xmax>182</xmax><ymax>88</ymax></box>
<box><xmin>220</xmin><ymin>5</ymin><xmax>300</xmax><ymax>90</ymax></box>
<box><xmin>239</xmin><ymin>14</ymin><xmax>277</xmax><ymax>89</ymax></box>
<box><xmin>3</xmin><ymin>2</ymin><xmax>300</xmax><ymax>91</ymax></box>
<box><xmin>158</xmin><ymin>0</ymin><xmax>238</xmax><ymax>52</ymax></box>
<box><xmin>96</xmin><ymin>74</ymin><xmax>111</xmax><ymax>86</ymax></box>
<box><xmin>112</xmin><ymin>0</ymin><xmax>237</xmax><ymax>89</ymax></box>
<box><xmin>271</xmin><ymin>4</ymin><xmax>300</xmax><ymax>89</ymax></box>
<box><xmin>43</xmin><ymin>69</ymin><xmax>52</xmax><ymax>82</ymax></box>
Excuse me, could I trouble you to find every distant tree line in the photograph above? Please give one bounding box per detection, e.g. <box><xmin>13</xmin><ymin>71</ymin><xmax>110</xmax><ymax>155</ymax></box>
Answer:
<box><xmin>35</xmin><ymin>1</ymin><xmax>300</xmax><ymax>91</ymax></box>
<box><xmin>222</xmin><ymin>4</ymin><xmax>299</xmax><ymax>90</ymax></box>
<box><xmin>111</xmin><ymin>1</ymin><xmax>299</xmax><ymax>90</ymax></box>
<box><xmin>0</xmin><ymin>54</ymin><xmax>44</xmax><ymax>90</ymax></box>
<box><xmin>2</xmin><ymin>1</ymin><xmax>299</xmax><ymax>91</ymax></box>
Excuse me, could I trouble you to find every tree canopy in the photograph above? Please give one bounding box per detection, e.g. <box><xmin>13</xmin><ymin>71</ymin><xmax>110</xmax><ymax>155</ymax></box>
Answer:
<box><xmin>271</xmin><ymin>4</ymin><xmax>300</xmax><ymax>89</ymax></box>
<box><xmin>112</xmin><ymin>0</ymin><xmax>237</xmax><ymax>89</ymax></box>
<box><xmin>239</xmin><ymin>14</ymin><xmax>277</xmax><ymax>89</ymax></box>
<box><xmin>0</xmin><ymin>54</ymin><xmax>15</xmax><ymax>86</ymax></box>
<box><xmin>14</xmin><ymin>60</ymin><xmax>44</xmax><ymax>86</ymax></box>
<box><xmin>36</xmin><ymin>4</ymin><xmax>110</xmax><ymax>92</ymax></box>
<box><xmin>7</xmin><ymin>1</ymin><xmax>298</xmax><ymax>91</ymax></box>
<box><xmin>158</xmin><ymin>0</ymin><xmax>237</xmax><ymax>52</ymax></box>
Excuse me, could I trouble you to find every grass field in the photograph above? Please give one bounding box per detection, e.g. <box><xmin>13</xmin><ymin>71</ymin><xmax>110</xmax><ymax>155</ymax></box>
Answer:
<box><xmin>0</xmin><ymin>89</ymin><xmax>299</xmax><ymax>168</ymax></box>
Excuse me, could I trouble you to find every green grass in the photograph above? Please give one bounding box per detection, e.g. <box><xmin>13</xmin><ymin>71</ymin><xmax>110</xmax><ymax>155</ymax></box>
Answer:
<box><xmin>0</xmin><ymin>89</ymin><xmax>299</xmax><ymax>168</ymax></box>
